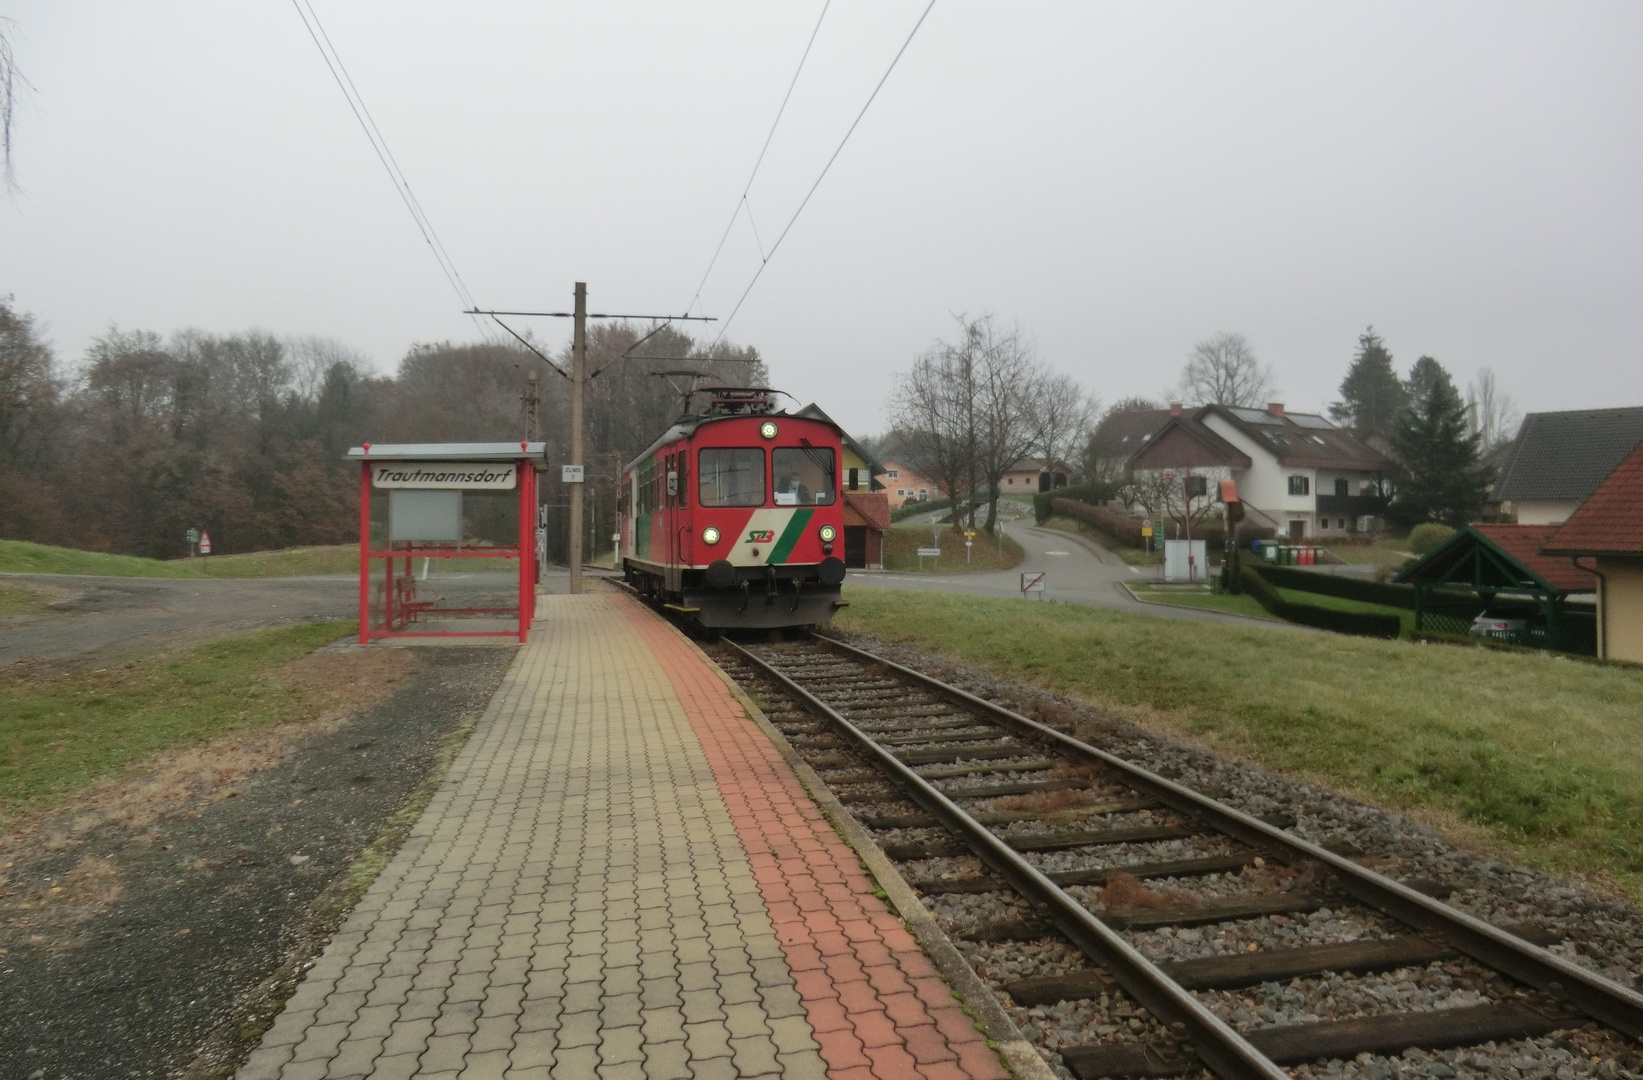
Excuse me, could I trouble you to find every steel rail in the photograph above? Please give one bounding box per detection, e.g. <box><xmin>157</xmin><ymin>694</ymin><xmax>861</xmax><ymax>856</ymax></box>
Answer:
<box><xmin>809</xmin><ymin>632</ymin><xmax>1643</xmax><ymax>1041</ymax></box>
<box><xmin>721</xmin><ymin>638</ymin><xmax>1290</xmax><ymax>1080</ymax></box>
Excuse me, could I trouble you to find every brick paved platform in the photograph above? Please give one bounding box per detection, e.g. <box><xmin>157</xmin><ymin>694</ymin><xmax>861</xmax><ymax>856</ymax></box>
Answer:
<box><xmin>239</xmin><ymin>592</ymin><xmax>1010</xmax><ymax>1080</ymax></box>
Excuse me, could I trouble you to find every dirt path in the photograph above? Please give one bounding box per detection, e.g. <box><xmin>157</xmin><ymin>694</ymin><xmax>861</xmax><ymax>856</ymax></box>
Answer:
<box><xmin>0</xmin><ymin>575</ymin><xmax>358</xmax><ymax>671</ymax></box>
<box><xmin>0</xmin><ymin>644</ymin><xmax>513</xmax><ymax>1080</ymax></box>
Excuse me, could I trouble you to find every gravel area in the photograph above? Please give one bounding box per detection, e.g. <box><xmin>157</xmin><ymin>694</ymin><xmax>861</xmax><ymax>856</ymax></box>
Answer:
<box><xmin>733</xmin><ymin>636</ymin><xmax>1643</xmax><ymax>1080</ymax></box>
<box><xmin>0</xmin><ymin>646</ymin><xmax>513</xmax><ymax>1080</ymax></box>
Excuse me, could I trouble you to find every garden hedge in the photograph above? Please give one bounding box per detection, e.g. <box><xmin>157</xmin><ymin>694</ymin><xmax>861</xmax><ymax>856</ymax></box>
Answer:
<box><xmin>1240</xmin><ymin>564</ymin><xmax>1404</xmax><ymax>639</ymax></box>
<box><xmin>1032</xmin><ymin>482</ymin><xmax>1120</xmax><ymax>524</ymax></box>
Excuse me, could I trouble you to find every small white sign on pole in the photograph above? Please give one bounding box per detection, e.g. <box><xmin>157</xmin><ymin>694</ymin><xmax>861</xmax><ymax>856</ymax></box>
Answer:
<box><xmin>1021</xmin><ymin>570</ymin><xmax>1046</xmax><ymax>597</ymax></box>
<box><xmin>916</xmin><ymin>547</ymin><xmax>942</xmax><ymax>557</ymax></box>
<box><xmin>561</xmin><ymin>464</ymin><xmax>585</xmax><ymax>483</ymax></box>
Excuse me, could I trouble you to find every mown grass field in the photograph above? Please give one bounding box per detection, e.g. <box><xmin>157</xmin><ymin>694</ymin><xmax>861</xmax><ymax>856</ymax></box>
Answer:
<box><xmin>0</xmin><ymin>540</ymin><xmax>519</xmax><ymax>579</ymax></box>
<box><xmin>1127</xmin><ymin>581</ymin><xmax>1418</xmax><ymax>635</ymax></box>
<box><xmin>0</xmin><ymin>621</ymin><xmax>355</xmax><ymax>826</ymax></box>
<box><xmin>835</xmin><ymin>587</ymin><xmax>1643</xmax><ymax>900</ymax></box>
<box><xmin>883</xmin><ymin>524</ymin><xmax>1025</xmax><ymax>573</ymax></box>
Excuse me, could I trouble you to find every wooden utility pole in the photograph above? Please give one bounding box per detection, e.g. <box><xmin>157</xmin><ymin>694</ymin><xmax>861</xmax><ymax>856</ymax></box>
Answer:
<box><xmin>568</xmin><ymin>282</ymin><xmax>587</xmax><ymax>595</ymax></box>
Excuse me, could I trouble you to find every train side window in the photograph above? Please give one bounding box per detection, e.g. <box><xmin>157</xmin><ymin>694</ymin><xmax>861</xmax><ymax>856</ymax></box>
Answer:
<box><xmin>772</xmin><ymin>447</ymin><xmax>835</xmax><ymax>506</ymax></box>
<box><xmin>698</xmin><ymin>448</ymin><xmax>766</xmax><ymax>507</ymax></box>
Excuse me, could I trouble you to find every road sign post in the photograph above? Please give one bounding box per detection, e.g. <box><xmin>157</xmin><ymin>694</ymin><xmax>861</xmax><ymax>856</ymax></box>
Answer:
<box><xmin>1020</xmin><ymin>570</ymin><xmax>1046</xmax><ymax>599</ymax></box>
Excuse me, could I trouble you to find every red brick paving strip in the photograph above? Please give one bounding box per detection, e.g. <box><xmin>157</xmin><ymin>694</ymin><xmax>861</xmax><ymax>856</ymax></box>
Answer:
<box><xmin>618</xmin><ymin>598</ymin><xmax>1010</xmax><ymax>1080</ymax></box>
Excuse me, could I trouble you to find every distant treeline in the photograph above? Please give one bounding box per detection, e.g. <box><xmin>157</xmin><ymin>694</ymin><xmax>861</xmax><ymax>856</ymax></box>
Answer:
<box><xmin>0</xmin><ymin>300</ymin><xmax>764</xmax><ymax>558</ymax></box>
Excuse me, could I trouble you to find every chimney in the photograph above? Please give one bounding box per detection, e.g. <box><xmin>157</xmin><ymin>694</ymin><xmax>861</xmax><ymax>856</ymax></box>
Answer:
<box><xmin>1267</xmin><ymin>402</ymin><xmax>1285</xmax><ymax>418</ymax></box>
<box><xmin>1170</xmin><ymin>401</ymin><xmax>1183</xmax><ymax>417</ymax></box>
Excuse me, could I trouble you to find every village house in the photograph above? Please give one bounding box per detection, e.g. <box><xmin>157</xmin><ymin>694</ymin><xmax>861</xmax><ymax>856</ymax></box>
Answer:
<box><xmin>1120</xmin><ymin>402</ymin><xmax>1393</xmax><ymax>540</ymax></box>
<box><xmin>998</xmin><ymin>457</ymin><xmax>1072</xmax><ymax>493</ymax></box>
<box><xmin>879</xmin><ymin>459</ymin><xmax>944</xmax><ymax>510</ymax></box>
<box><xmin>1543</xmin><ymin>440</ymin><xmax>1643</xmax><ymax>663</ymax></box>
<box><xmin>1493</xmin><ymin>406</ymin><xmax>1643</xmax><ymax>524</ymax></box>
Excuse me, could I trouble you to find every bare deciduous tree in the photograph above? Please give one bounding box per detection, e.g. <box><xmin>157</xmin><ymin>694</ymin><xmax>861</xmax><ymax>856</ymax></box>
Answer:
<box><xmin>1</xmin><ymin>18</ymin><xmax>31</xmax><ymax>194</ymax></box>
<box><xmin>1030</xmin><ymin>371</ymin><xmax>1097</xmax><ymax>490</ymax></box>
<box><xmin>1178</xmin><ymin>332</ymin><xmax>1275</xmax><ymax>408</ymax></box>
<box><xmin>1465</xmin><ymin>367</ymin><xmax>1520</xmax><ymax>455</ymax></box>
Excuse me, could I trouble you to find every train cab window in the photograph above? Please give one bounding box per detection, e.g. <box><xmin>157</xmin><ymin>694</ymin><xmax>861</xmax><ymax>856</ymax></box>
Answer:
<box><xmin>698</xmin><ymin>448</ymin><xmax>766</xmax><ymax>507</ymax></box>
<box><xmin>772</xmin><ymin>447</ymin><xmax>835</xmax><ymax>506</ymax></box>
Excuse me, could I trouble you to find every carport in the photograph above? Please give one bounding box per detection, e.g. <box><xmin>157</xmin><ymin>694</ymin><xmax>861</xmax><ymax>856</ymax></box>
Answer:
<box><xmin>1393</xmin><ymin>524</ymin><xmax>1596</xmax><ymax>651</ymax></box>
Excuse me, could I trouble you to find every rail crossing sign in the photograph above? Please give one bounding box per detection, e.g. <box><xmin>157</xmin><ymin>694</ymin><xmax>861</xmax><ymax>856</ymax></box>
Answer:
<box><xmin>1020</xmin><ymin>570</ymin><xmax>1046</xmax><ymax>597</ymax></box>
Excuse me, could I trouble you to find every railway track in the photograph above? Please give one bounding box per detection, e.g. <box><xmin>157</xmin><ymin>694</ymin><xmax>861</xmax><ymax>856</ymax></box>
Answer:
<box><xmin>713</xmin><ymin>633</ymin><xmax>1643</xmax><ymax>1080</ymax></box>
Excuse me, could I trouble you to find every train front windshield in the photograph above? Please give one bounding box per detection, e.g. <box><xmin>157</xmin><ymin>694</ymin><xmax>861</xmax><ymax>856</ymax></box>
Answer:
<box><xmin>772</xmin><ymin>447</ymin><xmax>835</xmax><ymax>506</ymax></box>
<box><xmin>698</xmin><ymin>448</ymin><xmax>766</xmax><ymax>507</ymax></box>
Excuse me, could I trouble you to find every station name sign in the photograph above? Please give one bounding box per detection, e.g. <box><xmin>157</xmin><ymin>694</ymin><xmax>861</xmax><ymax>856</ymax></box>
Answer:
<box><xmin>371</xmin><ymin>463</ymin><xmax>517</xmax><ymax>490</ymax></box>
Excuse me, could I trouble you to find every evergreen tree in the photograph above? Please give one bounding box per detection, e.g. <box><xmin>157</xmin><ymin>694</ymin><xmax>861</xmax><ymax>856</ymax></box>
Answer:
<box><xmin>1329</xmin><ymin>327</ymin><xmax>1407</xmax><ymax>442</ymax></box>
<box><xmin>1388</xmin><ymin>355</ymin><xmax>1492</xmax><ymax>527</ymax></box>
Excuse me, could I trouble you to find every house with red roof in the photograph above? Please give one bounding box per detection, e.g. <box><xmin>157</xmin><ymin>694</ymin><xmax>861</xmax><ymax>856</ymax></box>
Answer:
<box><xmin>1543</xmin><ymin>441</ymin><xmax>1643</xmax><ymax>663</ymax></box>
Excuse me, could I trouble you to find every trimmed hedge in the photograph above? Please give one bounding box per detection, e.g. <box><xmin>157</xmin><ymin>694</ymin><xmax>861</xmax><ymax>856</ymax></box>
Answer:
<box><xmin>890</xmin><ymin>495</ymin><xmax>955</xmax><ymax>522</ymax></box>
<box><xmin>1051</xmin><ymin>499</ymin><xmax>1144</xmax><ymax>546</ymax></box>
<box><xmin>1241</xmin><ymin>564</ymin><xmax>1403</xmax><ymax>639</ymax></box>
<box><xmin>1033</xmin><ymin>482</ymin><xmax>1120</xmax><ymax>524</ymax></box>
<box><xmin>1251</xmin><ymin>563</ymin><xmax>1586</xmax><ymax>620</ymax></box>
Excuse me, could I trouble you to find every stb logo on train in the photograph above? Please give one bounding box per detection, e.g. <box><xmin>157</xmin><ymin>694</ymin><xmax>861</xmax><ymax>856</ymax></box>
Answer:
<box><xmin>745</xmin><ymin>529</ymin><xmax>776</xmax><ymax>544</ymax></box>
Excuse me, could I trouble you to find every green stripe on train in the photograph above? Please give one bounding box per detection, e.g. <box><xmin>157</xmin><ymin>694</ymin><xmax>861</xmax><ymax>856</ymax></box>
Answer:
<box><xmin>767</xmin><ymin>508</ymin><xmax>814</xmax><ymax>563</ymax></box>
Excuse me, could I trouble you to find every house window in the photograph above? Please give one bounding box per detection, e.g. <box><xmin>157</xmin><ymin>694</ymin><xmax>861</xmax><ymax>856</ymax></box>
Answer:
<box><xmin>887</xmin><ymin>469</ymin><xmax>899</xmax><ymax>478</ymax></box>
<box><xmin>1006</xmin><ymin>477</ymin><xmax>1014</xmax><ymax>485</ymax></box>
<box><xmin>917</xmin><ymin>489</ymin><xmax>928</xmax><ymax>501</ymax></box>
<box><xmin>1188</xmin><ymin>475</ymin><xmax>1207</xmax><ymax>497</ymax></box>
<box><xmin>1334</xmin><ymin>478</ymin><xmax>1348</xmax><ymax>497</ymax></box>
<box><xmin>1288</xmin><ymin>475</ymin><xmax>1310</xmax><ymax>496</ymax></box>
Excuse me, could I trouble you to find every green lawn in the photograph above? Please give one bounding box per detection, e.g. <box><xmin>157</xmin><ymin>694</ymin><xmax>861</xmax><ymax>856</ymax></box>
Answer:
<box><xmin>883</xmin><ymin>524</ymin><xmax>1025</xmax><ymax>573</ymax></box>
<box><xmin>1126</xmin><ymin>583</ymin><xmax>1280</xmax><ymax>622</ymax></box>
<box><xmin>0</xmin><ymin>621</ymin><xmax>354</xmax><ymax>826</ymax></box>
<box><xmin>0</xmin><ymin>540</ymin><xmax>520</xmax><ymax>579</ymax></box>
<box><xmin>1321</xmin><ymin>537</ymin><xmax>1416</xmax><ymax>568</ymax></box>
<box><xmin>835</xmin><ymin>587</ymin><xmax>1643</xmax><ymax>899</ymax></box>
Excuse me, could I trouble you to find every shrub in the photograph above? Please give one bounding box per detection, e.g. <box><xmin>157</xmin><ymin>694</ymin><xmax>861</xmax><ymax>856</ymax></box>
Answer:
<box><xmin>1033</xmin><ymin>482</ymin><xmax>1119</xmax><ymax>524</ymax></box>
<box><xmin>1051</xmin><ymin>499</ymin><xmax>1144</xmax><ymax>546</ymax></box>
<box><xmin>1408</xmin><ymin>523</ymin><xmax>1457</xmax><ymax>556</ymax></box>
<box><xmin>1241</xmin><ymin>565</ymin><xmax>1403</xmax><ymax>639</ymax></box>
<box><xmin>890</xmin><ymin>495</ymin><xmax>954</xmax><ymax>523</ymax></box>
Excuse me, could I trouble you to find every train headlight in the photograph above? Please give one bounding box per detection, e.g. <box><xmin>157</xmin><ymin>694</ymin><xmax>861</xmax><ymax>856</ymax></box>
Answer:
<box><xmin>759</xmin><ymin>421</ymin><xmax>778</xmax><ymax>439</ymax></box>
<box><xmin>818</xmin><ymin>525</ymin><xmax>837</xmax><ymax>542</ymax></box>
<box><xmin>702</xmin><ymin>526</ymin><xmax>721</xmax><ymax>545</ymax></box>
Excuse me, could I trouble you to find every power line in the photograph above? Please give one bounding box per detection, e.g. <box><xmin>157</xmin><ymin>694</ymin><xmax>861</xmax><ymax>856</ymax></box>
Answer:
<box><xmin>711</xmin><ymin>0</ymin><xmax>937</xmax><ymax>345</ymax></box>
<box><xmin>289</xmin><ymin>0</ymin><xmax>497</xmax><ymax>343</ymax></box>
<box><xmin>685</xmin><ymin>1</ymin><xmax>832</xmax><ymax>318</ymax></box>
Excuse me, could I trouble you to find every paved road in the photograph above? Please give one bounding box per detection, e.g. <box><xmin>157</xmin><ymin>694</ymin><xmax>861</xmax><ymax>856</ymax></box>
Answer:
<box><xmin>849</xmin><ymin>518</ymin><xmax>1298</xmax><ymax>628</ymax></box>
<box><xmin>0</xmin><ymin>573</ymin><xmax>359</xmax><ymax>670</ymax></box>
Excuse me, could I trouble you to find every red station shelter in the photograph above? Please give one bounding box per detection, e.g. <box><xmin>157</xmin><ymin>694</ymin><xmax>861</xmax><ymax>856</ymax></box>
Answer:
<box><xmin>350</xmin><ymin>442</ymin><xmax>545</xmax><ymax>644</ymax></box>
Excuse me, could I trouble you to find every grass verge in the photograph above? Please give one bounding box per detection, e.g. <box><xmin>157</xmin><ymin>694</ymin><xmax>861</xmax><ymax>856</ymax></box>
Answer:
<box><xmin>1125</xmin><ymin>583</ymin><xmax>1279</xmax><ymax>621</ymax></box>
<box><xmin>0</xmin><ymin>540</ymin><xmax>524</xmax><ymax>579</ymax></box>
<box><xmin>0</xmin><ymin>581</ymin><xmax>54</xmax><ymax>616</ymax></box>
<box><xmin>0</xmin><ymin>621</ymin><xmax>353</xmax><ymax>824</ymax></box>
<box><xmin>834</xmin><ymin>587</ymin><xmax>1643</xmax><ymax>900</ymax></box>
<box><xmin>884</xmin><ymin>524</ymin><xmax>1025</xmax><ymax>573</ymax></box>
<box><xmin>1040</xmin><ymin>517</ymin><xmax>1160</xmax><ymax>565</ymax></box>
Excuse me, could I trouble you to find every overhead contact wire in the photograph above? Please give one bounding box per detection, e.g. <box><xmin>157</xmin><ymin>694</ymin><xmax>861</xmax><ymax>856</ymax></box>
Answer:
<box><xmin>685</xmin><ymin>1</ymin><xmax>832</xmax><ymax>319</ymax></box>
<box><xmin>712</xmin><ymin>0</ymin><xmax>937</xmax><ymax>345</ymax></box>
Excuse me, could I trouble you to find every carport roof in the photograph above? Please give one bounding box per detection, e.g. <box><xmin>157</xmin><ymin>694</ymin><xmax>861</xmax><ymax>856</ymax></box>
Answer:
<box><xmin>348</xmin><ymin>442</ymin><xmax>546</xmax><ymax>461</ymax></box>
<box><xmin>1393</xmin><ymin>523</ymin><xmax>1596</xmax><ymax>596</ymax></box>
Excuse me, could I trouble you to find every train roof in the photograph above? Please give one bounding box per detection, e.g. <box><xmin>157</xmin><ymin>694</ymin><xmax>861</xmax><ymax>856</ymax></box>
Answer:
<box><xmin>624</xmin><ymin>404</ymin><xmax>844</xmax><ymax>474</ymax></box>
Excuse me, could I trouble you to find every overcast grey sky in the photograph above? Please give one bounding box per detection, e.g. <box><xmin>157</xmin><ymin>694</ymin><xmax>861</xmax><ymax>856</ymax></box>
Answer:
<box><xmin>3</xmin><ymin>2</ymin><xmax>1641</xmax><ymax>438</ymax></box>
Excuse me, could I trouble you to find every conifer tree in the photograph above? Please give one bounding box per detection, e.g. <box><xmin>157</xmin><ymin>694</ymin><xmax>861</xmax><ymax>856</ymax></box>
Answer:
<box><xmin>1388</xmin><ymin>355</ymin><xmax>1492</xmax><ymax>527</ymax></box>
<box><xmin>1329</xmin><ymin>327</ymin><xmax>1407</xmax><ymax>442</ymax></box>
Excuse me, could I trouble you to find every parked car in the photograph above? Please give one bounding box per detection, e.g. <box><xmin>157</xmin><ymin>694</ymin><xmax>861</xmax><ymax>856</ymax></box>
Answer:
<box><xmin>1471</xmin><ymin>610</ymin><xmax>1532</xmax><ymax>640</ymax></box>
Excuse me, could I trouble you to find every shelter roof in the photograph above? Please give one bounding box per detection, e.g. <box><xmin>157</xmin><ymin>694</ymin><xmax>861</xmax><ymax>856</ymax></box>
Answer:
<box><xmin>349</xmin><ymin>442</ymin><xmax>545</xmax><ymax>461</ymax></box>
<box><xmin>843</xmin><ymin>492</ymin><xmax>892</xmax><ymax>531</ymax></box>
<box><xmin>1542</xmin><ymin>441</ymin><xmax>1643</xmax><ymax>555</ymax></box>
<box><xmin>1202</xmin><ymin>406</ymin><xmax>1392</xmax><ymax>471</ymax></box>
<box><xmin>1494</xmin><ymin>406</ymin><xmax>1643</xmax><ymax>502</ymax></box>
<box><xmin>1393</xmin><ymin>523</ymin><xmax>1596</xmax><ymax>595</ymax></box>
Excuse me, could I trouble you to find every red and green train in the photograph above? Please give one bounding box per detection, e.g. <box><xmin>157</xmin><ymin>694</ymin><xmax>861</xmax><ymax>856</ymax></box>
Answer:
<box><xmin>619</xmin><ymin>389</ymin><xmax>848</xmax><ymax>628</ymax></box>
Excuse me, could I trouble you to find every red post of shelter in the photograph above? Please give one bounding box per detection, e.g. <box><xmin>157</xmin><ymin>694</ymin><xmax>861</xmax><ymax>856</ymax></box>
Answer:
<box><xmin>358</xmin><ymin>460</ymin><xmax>371</xmax><ymax>645</ymax></box>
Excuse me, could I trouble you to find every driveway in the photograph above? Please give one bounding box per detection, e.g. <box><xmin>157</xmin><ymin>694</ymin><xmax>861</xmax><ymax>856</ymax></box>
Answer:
<box><xmin>850</xmin><ymin>518</ymin><xmax>1299</xmax><ymax>628</ymax></box>
<box><xmin>0</xmin><ymin>574</ymin><xmax>358</xmax><ymax>670</ymax></box>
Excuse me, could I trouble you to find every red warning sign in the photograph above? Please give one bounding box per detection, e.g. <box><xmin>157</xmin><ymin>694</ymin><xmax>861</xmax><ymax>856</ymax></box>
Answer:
<box><xmin>198</xmin><ymin>530</ymin><xmax>212</xmax><ymax>555</ymax></box>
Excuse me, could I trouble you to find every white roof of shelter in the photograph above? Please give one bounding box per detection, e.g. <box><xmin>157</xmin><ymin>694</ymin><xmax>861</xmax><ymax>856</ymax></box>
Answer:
<box><xmin>348</xmin><ymin>442</ymin><xmax>546</xmax><ymax>461</ymax></box>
